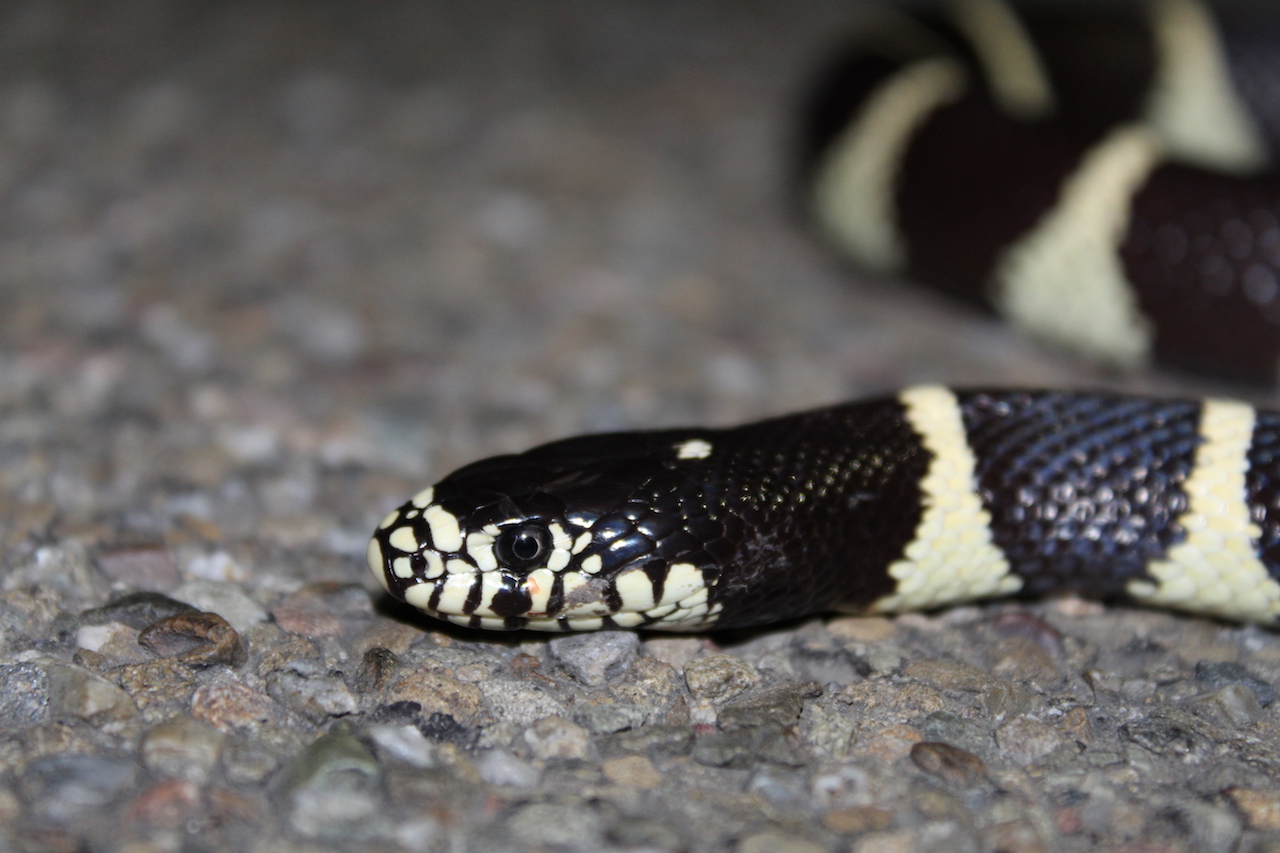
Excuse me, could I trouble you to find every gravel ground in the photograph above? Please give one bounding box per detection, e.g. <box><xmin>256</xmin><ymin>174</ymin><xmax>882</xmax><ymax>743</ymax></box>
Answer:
<box><xmin>4</xmin><ymin>2</ymin><xmax>1280</xmax><ymax>852</ymax></box>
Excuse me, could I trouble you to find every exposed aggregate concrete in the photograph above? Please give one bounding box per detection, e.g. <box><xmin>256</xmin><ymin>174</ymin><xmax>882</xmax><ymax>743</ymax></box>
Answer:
<box><xmin>2</xmin><ymin>1</ymin><xmax>1280</xmax><ymax>852</ymax></box>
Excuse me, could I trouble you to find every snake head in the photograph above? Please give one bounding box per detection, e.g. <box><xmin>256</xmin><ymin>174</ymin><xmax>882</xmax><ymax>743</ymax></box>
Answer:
<box><xmin>367</xmin><ymin>431</ymin><xmax>725</xmax><ymax>631</ymax></box>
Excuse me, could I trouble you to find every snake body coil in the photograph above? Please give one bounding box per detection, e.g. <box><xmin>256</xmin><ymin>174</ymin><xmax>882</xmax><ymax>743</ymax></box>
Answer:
<box><xmin>368</xmin><ymin>387</ymin><xmax>1280</xmax><ymax>631</ymax></box>
<box><xmin>803</xmin><ymin>0</ymin><xmax>1280</xmax><ymax>381</ymax></box>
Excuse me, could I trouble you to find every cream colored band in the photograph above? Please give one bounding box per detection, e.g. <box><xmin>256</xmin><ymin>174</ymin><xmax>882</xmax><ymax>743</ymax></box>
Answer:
<box><xmin>870</xmin><ymin>385</ymin><xmax>1019</xmax><ymax>613</ymax></box>
<box><xmin>812</xmin><ymin>58</ymin><xmax>968</xmax><ymax>273</ymax></box>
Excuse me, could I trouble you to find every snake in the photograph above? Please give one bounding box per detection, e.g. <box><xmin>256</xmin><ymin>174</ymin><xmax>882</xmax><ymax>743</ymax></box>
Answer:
<box><xmin>367</xmin><ymin>1</ymin><xmax>1280</xmax><ymax>632</ymax></box>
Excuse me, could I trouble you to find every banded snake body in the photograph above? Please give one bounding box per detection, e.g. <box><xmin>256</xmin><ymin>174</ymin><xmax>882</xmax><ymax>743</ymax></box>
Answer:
<box><xmin>368</xmin><ymin>1</ymin><xmax>1280</xmax><ymax>632</ymax></box>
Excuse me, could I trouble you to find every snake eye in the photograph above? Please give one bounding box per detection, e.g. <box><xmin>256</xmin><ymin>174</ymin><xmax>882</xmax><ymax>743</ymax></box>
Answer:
<box><xmin>495</xmin><ymin>523</ymin><xmax>552</xmax><ymax>570</ymax></box>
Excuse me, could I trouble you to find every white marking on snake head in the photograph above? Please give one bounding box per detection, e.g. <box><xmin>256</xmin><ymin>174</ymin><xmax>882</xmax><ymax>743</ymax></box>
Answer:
<box><xmin>674</xmin><ymin>438</ymin><xmax>713</xmax><ymax>460</ymax></box>
<box><xmin>424</xmin><ymin>505</ymin><xmax>464</xmax><ymax>553</ymax></box>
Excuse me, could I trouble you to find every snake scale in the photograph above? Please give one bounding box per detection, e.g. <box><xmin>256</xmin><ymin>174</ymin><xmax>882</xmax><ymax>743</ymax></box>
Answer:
<box><xmin>368</xmin><ymin>0</ymin><xmax>1280</xmax><ymax>632</ymax></box>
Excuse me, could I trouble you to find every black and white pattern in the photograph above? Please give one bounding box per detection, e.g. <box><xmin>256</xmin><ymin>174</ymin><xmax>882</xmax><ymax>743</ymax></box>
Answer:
<box><xmin>803</xmin><ymin>0</ymin><xmax>1280</xmax><ymax>382</ymax></box>
<box><xmin>368</xmin><ymin>387</ymin><xmax>1280</xmax><ymax>631</ymax></box>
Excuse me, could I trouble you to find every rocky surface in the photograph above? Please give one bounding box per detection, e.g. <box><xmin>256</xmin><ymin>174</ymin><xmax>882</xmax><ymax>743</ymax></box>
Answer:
<box><xmin>1</xmin><ymin>1</ymin><xmax>1280</xmax><ymax>851</ymax></box>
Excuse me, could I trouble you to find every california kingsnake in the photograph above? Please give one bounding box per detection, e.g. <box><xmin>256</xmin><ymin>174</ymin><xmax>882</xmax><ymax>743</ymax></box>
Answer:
<box><xmin>367</xmin><ymin>2</ymin><xmax>1280</xmax><ymax>632</ymax></box>
<box><xmin>367</xmin><ymin>386</ymin><xmax>1280</xmax><ymax>631</ymax></box>
<box><xmin>803</xmin><ymin>0</ymin><xmax>1280</xmax><ymax>382</ymax></box>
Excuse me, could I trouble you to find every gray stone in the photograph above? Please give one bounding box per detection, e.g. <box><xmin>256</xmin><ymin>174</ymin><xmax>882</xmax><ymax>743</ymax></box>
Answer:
<box><xmin>44</xmin><ymin>659</ymin><xmax>137</xmax><ymax>723</ymax></box>
<box><xmin>79</xmin><ymin>591</ymin><xmax>196</xmax><ymax>630</ymax></box>
<box><xmin>602</xmin><ymin>723</ymin><xmax>696</xmax><ymax>758</ymax></box>
<box><xmin>737</xmin><ymin>831</ymin><xmax>827</xmax><ymax>853</ymax></box>
<box><xmin>353</xmin><ymin>646</ymin><xmax>401</xmax><ymax>693</ymax></box>
<box><xmin>573</xmin><ymin>701</ymin><xmax>650</xmax><ymax>734</ymax></box>
<box><xmin>170</xmin><ymin>580</ymin><xmax>268</xmax><ymax>633</ymax></box>
<box><xmin>139</xmin><ymin>716</ymin><xmax>227</xmax><ymax>782</ymax></box>
<box><xmin>911</xmin><ymin>742</ymin><xmax>989</xmax><ymax>786</ymax></box>
<box><xmin>1189</xmin><ymin>684</ymin><xmax>1266</xmax><ymax>728</ymax></box>
<box><xmin>24</xmin><ymin>755</ymin><xmax>139</xmax><ymax>822</ymax></box>
<box><xmin>280</xmin><ymin>725</ymin><xmax>381</xmax><ymax>793</ymax></box>
<box><xmin>0</xmin><ymin>662</ymin><xmax>49</xmax><ymax>727</ymax></box>
<box><xmin>548</xmin><ymin>630</ymin><xmax>640</xmax><ymax>686</ymax></box>
<box><xmin>747</xmin><ymin>767</ymin><xmax>810</xmax><ymax>806</ymax></box>
<box><xmin>476</xmin><ymin>749</ymin><xmax>541</xmax><ymax>788</ymax></box>
<box><xmin>994</xmin><ymin>716</ymin><xmax>1060</xmax><ymax>766</ymax></box>
<box><xmin>524</xmin><ymin>715</ymin><xmax>594</xmax><ymax>761</ymax></box>
<box><xmin>4</xmin><ymin>542</ymin><xmax>104</xmax><ymax>602</ymax></box>
<box><xmin>505</xmin><ymin>801</ymin><xmax>605</xmax><ymax>849</ymax></box>
<box><xmin>1196</xmin><ymin>661</ymin><xmax>1276</xmax><ymax>707</ymax></box>
<box><xmin>684</xmin><ymin>653</ymin><xmax>761</xmax><ymax>704</ymax></box>
<box><xmin>718</xmin><ymin>682</ymin><xmax>821</xmax><ymax>731</ymax></box>
<box><xmin>265</xmin><ymin>661</ymin><xmax>359</xmax><ymax>722</ymax></box>
<box><xmin>693</xmin><ymin>722</ymin><xmax>806</xmax><ymax>768</ymax></box>
<box><xmin>365</xmin><ymin>723</ymin><xmax>437</xmax><ymax>769</ymax></box>
<box><xmin>918</xmin><ymin>711</ymin><xmax>992</xmax><ymax>758</ymax></box>
<box><xmin>479</xmin><ymin>679</ymin><xmax>567</xmax><ymax>726</ymax></box>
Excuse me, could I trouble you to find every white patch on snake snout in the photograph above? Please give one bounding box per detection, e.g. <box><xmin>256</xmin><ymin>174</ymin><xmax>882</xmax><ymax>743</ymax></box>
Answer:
<box><xmin>674</xmin><ymin>438</ymin><xmax>713</xmax><ymax>460</ymax></box>
<box><xmin>424</xmin><ymin>505</ymin><xmax>464</xmax><ymax>553</ymax></box>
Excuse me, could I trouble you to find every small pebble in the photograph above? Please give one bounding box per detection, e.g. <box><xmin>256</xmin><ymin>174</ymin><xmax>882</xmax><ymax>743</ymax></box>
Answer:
<box><xmin>693</xmin><ymin>721</ymin><xmax>805</xmax><ymax>769</ymax></box>
<box><xmin>548</xmin><ymin>630</ymin><xmax>640</xmax><ymax>686</ymax></box>
<box><xmin>115</xmin><ymin>659</ymin><xmax>199</xmax><ymax>713</ymax></box>
<box><xmin>387</xmin><ymin>666</ymin><xmax>486</xmax><ymax>725</ymax></box>
<box><xmin>272</xmin><ymin>582</ymin><xmax>370</xmax><ymax>638</ymax></box>
<box><xmin>366</xmin><ymin>724</ymin><xmax>437</xmax><ymax>769</ymax></box>
<box><xmin>717</xmin><ymin>682</ymin><xmax>821</xmax><ymax>731</ymax></box>
<box><xmin>1188</xmin><ymin>684</ymin><xmax>1265</xmax><ymax>728</ymax></box>
<box><xmin>93</xmin><ymin>546</ymin><xmax>180</xmax><ymax>589</ymax></box>
<box><xmin>281</xmin><ymin>725</ymin><xmax>382</xmax><ymax>793</ymax></box>
<box><xmin>170</xmin><ymin>580</ymin><xmax>267</xmax><ymax>632</ymax></box>
<box><xmin>282</xmin><ymin>726</ymin><xmax>383</xmax><ymax>839</ymax></box>
<box><xmin>910</xmin><ymin>742</ymin><xmax>988</xmax><ymax>786</ymax></box>
<box><xmin>1225</xmin><ymin>787</ymin><xmax>1280</xmax><ymax>831</ymax></box>
<box><xmin>995</xmin><ymin>716</ymin><xmax>1060</xmax><ymax>766</ymax></box>
<box><xmin>190</xmin><ymin>682</ymin><xmax>277</xmax><ymax>731</ymax></box>
<box><xmin>904</xmin><ymin>659</ymin><xmax>997</xmax><ymax>693</ymax></box>
<box><xmin>747</xmin><ymin>767</ymin><xmax>810</xmax><ymax>806</ymax></box>
<box><xmin>75</xmin><ymin>622</ymin><xmax>152</xmax><ymax>665</ymax></box>
<box><xmin>602</xmin><ymin>754</ymin><xmax>661</xmax><ymax>789</ymax></box>
<box><xmin>124</xmin><ymin>777</ymin><xmax>200</xmax><ymax>829</ymax></box>
<box><xmin>823</xmin><ymin>805</ymin><xmax>894</xmax><ymax>835</ymax></box>
<box><xmin>1195</xmin><ymin>661</ymin><xmax>1276</xmax><ymax>707</ymax></box>
<box><xmin>353</xmin><ymin>646</ymin><xmax>401</xmax><ymax>693</ymax></box>
<box><xmin>476</xmin><ymin>749</ymin><xmax>541</xmax><ymax>788</ymax></box>
<box><xmin>523</xmin><ymin>715</ymin><xmax>593</xmax><ymax>761</ymax></box>
<box><xmin>140</xmin><ymin>715</ymin><xmax>227</xmax><ymax>781</ymax></box>
<box><xmin>80</xmin><ymin>591</ymin><xmax>196</xmax><ymax>629</ymax></box>
<box><xmin>1120</xmin><ymin>710</ymin><xmax>1210</xmax><ymax>759</ymax></box>
<box><xmin>265</xmin><ymin>662</ymin><xmax>359</xmax><ymax>722</ymax></box>
<box><xmin>44</xmin><ymin>659</ymin><xmax>137</xmax><ymax>722</ymax></box>
<box><xmin>573</xmin><ymin>701</ymin><xmax>649</xmax><ymax>734</ymax></box>
<box><xmin>811</xmin><ymin>764</ymin><xmax>870</xmax><ymax>811</ymax></box>
<box><xmin>476</xmin><ymin>678</ymin><xmax>565</xmax><ymax>726</ymax></box>
<box><xmin>684</xmin><ymin>653</ymin><xmax>760</xmax><ymax>703</ymax></box>
<box><xmin>24</xmin><ymin>755</ymin><xmax>140</xmax><ymax>823</ymax></box>
<box><xmin>737</xmin><ymin>830</ymin><xmax>827</xmax><ymax>853</ymax></box>
<box><xmin>0</xmin><ymin>663</ymin><xmax>49</xmax><ymax>727</ymax></box>
<box><xmin>4</xmin><ymin>542</ymin><xmax>105</xmax><ymax>601</ymax></box>
<box><xmin>138</xmin><ymin>612</ymin><xmax>248</xmax><ymax>668</ymax></box>
<box><xmin>506</xmin><ymin>802</ymin><xmax>605</xmax><ymax>849</ymax></box>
